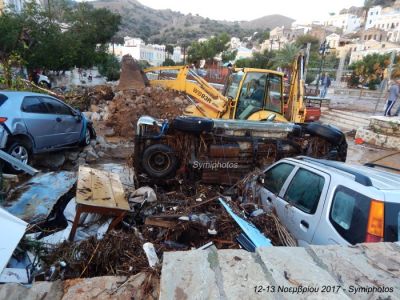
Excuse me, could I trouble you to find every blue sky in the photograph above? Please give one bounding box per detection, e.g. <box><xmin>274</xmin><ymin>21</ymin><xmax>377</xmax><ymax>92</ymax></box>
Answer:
<box><xmin>138</xmin><ymin>0</ymin><xmax>365</xmax><ymax>22</ymax></box>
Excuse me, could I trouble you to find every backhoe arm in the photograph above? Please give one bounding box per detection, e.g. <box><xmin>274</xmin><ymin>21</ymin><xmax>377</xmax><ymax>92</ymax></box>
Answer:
<box><xmin>144</xmin><ymin>66</ymin><xmax>228</xmax><ymax>118</ymax></box>
<box><xmin>285</xmin><ymin>54</ymin><xmax>307</xmax><ymax>123</ymax></box>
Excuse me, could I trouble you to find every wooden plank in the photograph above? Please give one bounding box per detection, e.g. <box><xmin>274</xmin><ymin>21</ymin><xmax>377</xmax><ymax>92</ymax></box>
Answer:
<box><xmin>76</xmin><ymin>166</ymin><xmax>129</xmax><ymax>211</ymax></box>
<box><xmin>145</xmin><ymin>217</ymin><xmax>178</xmax><ymax>228</ymax></box>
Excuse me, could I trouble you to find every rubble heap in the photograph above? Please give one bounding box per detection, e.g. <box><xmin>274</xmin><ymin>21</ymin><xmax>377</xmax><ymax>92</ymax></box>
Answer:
<box><xmin>87</xmin><ymin>87</ymin><xmax>190</xmax><ymax>137</ymax></box>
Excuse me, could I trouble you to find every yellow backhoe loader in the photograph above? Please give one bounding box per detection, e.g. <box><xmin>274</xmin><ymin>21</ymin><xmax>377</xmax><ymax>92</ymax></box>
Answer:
<box><xmin>144</xmin><ymin>53</ymin><xmax>307</xmax><ymax>123</ymax></box>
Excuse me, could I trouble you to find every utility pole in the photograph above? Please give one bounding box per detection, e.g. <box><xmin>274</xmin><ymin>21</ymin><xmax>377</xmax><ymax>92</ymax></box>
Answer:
<box><xmin>316</xmin><ymin>40</ymin><xmax>329</xmax><ymax>94</ymax></box>
<box><xmin>304</xmin><ymin>43</ymin><xmax>311</xmax><ymax>81</ymax></box>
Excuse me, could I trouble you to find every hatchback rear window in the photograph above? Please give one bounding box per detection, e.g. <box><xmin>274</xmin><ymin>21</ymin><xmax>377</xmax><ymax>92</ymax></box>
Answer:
<box><xmin>329</xmin><ymin>186</ymin><xmax>370</xmax><ymax>244</ymax></box>
<box><xmin>0</xmin><ymin>94</ymin><xmax>7</xmax><ymax>106</ymax></box>
<box><xmin>384</xmin><ymin>202</ymin><xmax>400</xmax><ymax>242</ymax></box>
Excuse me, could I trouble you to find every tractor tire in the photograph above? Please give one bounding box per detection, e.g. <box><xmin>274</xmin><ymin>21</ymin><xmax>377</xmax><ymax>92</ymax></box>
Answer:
<box><xmin>305</xmin><ymin>123</ymin><xmax>345</xmax><ymax>145</ymax></box>
<box><xmin>172</xmin><ymin>116</ymin><xmax>214</xmax><ymax>134</ymax></box>
<box><xmin>337</xmin><ymin>139</ymin><xmax>348</xmax><ymax>162</ymax></box>
<box><xmin>142</xmin><ymin>144</ymin><xmax>178</xmax><ymax>179</ymax></box>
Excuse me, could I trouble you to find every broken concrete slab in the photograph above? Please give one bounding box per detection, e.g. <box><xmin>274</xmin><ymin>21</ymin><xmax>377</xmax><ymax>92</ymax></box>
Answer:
<box><xmin>62</xmin><ymin>273</ymin><xmax>159</xmax><ymax>300</ymax></box>
<box><xmin>160</xmin><ymin>250</ymin><xmax>220</xmax><ymax>300</ymax></box>
<box><xmin>308</xmin><ymin>244</ymin><xmax>400</xmax><ymax>299</ymax></box>
<box><xmin>217</xmin><ymin>249</ymin><xmax>269</xmax><ymax>300</ymax></box>
<box><xmin>256</xmin><ymin>247</ymin><xmax>349</xmax><ymax>299</ymax></box>
<box><xmin>0</xmin><ymin>280</ymin><xmax>63</xmax><ymax>300</ymax></box>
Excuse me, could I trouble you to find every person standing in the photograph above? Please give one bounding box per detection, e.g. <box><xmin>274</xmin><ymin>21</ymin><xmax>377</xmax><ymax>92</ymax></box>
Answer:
<box><xmin>319</xmin><ymin>72</ymin><xmax>331</xmax><ymax>98</ymax></box>
<box><xmin>384</xmin><ymin>78</ymin><xmax>400</xmax><ymax>117</ymax></box>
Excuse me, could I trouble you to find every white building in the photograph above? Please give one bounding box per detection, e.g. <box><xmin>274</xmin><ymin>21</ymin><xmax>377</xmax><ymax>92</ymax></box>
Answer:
<box><xmin>372</xmin><ymin>8</ymin><xmax>400</xmax><ymax>42</ymax></box>
<box><xmin>324</xmin><ymin>13</ymin><xmax>361</xmax><ymax>34</ymax></box>
<box><xmin>349</xmin><ymin>40</ymin><xmax>400</xmax><ymax>64</ymax></box>
<box><xmin>0</xmin><ymin>0</ymin><xmax>29</xmax><ymax>12</ymax></box>
<box><xmin>230</xmin><ymin>37</ymin><xmax>241</xmax><ymax>49</ymax></box>
<box><xmin>365</xmin><ymin>6</ymin><xmax>382</xmax><ymax>30</ymax></box>
<box><xmin>111</xmin><ymin>37</ymin><xmax>182</xmax><ymax>66</ymax></box>
<box><xmin>326</xmin><ymin>33</ymin><xmax>341</xmax><ymax>48</ymax></box>
<box><xmin>235</xmin><ymin>47</ymin><xmax>253</xmax><ymax>60</ymax></box>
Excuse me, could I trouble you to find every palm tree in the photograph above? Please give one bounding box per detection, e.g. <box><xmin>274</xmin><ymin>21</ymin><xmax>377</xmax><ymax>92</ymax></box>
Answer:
<box><xmin>273</xmin><ymin>43</ymin><xmax>301</xmax><ymax>71</ymax></box>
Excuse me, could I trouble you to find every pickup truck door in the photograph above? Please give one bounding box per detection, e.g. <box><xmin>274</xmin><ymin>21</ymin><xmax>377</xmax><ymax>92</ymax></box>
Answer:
<box><xmin>259</xmin><ymin>162</ymin><xmax>296</xmax><ymax>220</ymax></box>
<box><xmin>280</xmin><ymin>166</ymin><xmax>330</xmax><ymax>246</ymax></box>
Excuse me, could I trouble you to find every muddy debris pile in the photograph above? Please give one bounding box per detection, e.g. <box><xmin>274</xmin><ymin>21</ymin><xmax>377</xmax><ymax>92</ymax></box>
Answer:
<box><xmin>85</xmin><ymin>86</ymin><xmax>190</xmax><ymax>137</ymax></box>
<box><xmin>61</xmin><ymin>85</ymin><xmax>114</xmax><ymax>112</ymax></box>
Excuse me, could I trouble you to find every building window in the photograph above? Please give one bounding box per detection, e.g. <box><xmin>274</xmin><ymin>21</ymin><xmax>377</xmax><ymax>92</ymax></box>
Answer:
<box><xmin>382</xmin><ymin>44</ymin><xmax>386</xmax><ymax>48</ymax></box>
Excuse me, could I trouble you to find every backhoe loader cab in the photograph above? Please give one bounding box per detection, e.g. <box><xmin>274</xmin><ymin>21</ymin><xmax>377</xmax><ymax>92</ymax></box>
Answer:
<box><xmin>224</xmin><ymin>69</ymin><xmax>285</xmax><ymax>121</ymax></box>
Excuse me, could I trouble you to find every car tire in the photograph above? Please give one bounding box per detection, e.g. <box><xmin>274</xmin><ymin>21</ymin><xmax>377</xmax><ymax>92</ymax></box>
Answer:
<box><xmin>5</xmin><ymin>140</ymin><xmax>32</xmax><ymax>174</ymax></box>
<box><xmin>142</xmin><ymin>144</ymin><xmax>178</xmax><ymax>178</ymax></box>
<box><xmin>172</xmin><ymin>116</ymin><xmax>214</xmax><ymax>134</ymax></box>
<box><xmin>80</xmin><ymin>127</ymin><xmax>91</xmax><ymax>146</ymax></box>
<box><xmin>337</xmin><ymin>139</ymin><xmax>348</xmax><ymax>162</ymax></box>
<box><xmin>305</xmin><ymin>123</ymin><xmax>345</xmax><ymax>145</ymax></box>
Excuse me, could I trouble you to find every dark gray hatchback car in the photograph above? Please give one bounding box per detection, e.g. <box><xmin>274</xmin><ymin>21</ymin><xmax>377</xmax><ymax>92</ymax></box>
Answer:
<box><xmin>0</xmin><ymin>91</ymin><xmax>95</xmax><ymax>172</ymax></box>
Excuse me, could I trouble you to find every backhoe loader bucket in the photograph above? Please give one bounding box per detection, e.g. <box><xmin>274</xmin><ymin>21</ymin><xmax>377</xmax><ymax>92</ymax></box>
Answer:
<box><xmin>117</xmin><ymin>54</ymin><xmax>149</xmax><ymax>91</ymax></box>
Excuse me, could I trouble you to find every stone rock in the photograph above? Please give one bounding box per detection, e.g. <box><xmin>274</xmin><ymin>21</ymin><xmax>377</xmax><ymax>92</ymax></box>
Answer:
<box><xmin>79</xmin><ymin>152</ymin><xmax>87</xmax><ymax>158</ymax></box>
<box><xmin>39</xmin><ymin>152</ymin><xmax>66</xmax><ymax>169</ymax></box>
<box><xmin>96</xmin><ymin>136</ymin><xmax>107</xmax><ymax>146</ymax></box>
<box><xmin>77</xmin><ymin>157</ymin><xmax>86</xmax><ymax>166</ymax></box>
<box><xmin>91</xmin><ymin>112</ymin><xmax>101</xmax><ymax>121</ymax></box>
<box><xmin>67</xmin><ymin>151</ymin><xmax>80</xmax><ymax>162</ymax></box>
<box><xmin>104</xmin><ymin>127</ymin><xmax>115</xmax><ymax>137</ymax></box>
<box><xmin>90</xmin><ymin>104</ymin><xmax>100</xmax><ymax>113</ymax></box>
<box><xmin>86</xmin><ymin>150</ymin><xmax>99</xmax><ymax>162</ymax></box>
<box><xmin>90</xmin><ymin>140</ymin><xmax>97</xmax><ymax>147</ymax></box>
<box><xmin>97</xmin><ymin>151</ymin><xmax>106</xmax><ymax>158</ymax></box>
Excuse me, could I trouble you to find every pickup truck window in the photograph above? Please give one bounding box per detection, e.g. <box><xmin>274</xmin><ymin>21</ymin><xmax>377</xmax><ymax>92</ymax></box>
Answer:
<box><xmin>284</xmin><ymin>168</ymin><xmax>325</xmax><ymax>214</ymax></box>
<box><xmin>263</xmin><ymin>163</ymin><xmax>295</xmax><ymax>195</ymax></box>
<box><xmin>329</xmin><ymin>186</ymin><xmax>370</xmax><ymax>244</ymax></box>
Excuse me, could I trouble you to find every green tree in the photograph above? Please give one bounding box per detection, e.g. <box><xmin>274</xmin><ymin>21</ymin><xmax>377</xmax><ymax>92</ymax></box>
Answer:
<box><xmin>273</xmin><ymin>43</ymin><xmax>301</xmax><ymax>69</ymax></box>
<box><xmin>97</xmin><ymin>53</ymin><xmax>120</xmax><ymax>81</ymax></box>
<box><xmin>162</xmin><ymin>58</ymin><xmax>176</xmax><ymax>66</ymax></box>
<box><xmin>0</xmin><ymin>11</ymin><xmax>25</xmax><ymax>87</ymax></box>
<box><xmin>295</xmin><ymin>34</ymin><xmax>320</xmax><ymax>51</ymax></box>
<box><xmin>235</xmin><ymin>50</ymin><xmax>275</xmax><ymax>69</ymax></box>
<box><xmin>188</xmin><ymin>33</ymin><xmax>230</xmax><ymax>63</ymax></box>
<box><xmin>165</xmin><ymin>44</ymin><xmax>174</xmax><ymax>58</ymax></box>
<box><xmin>350</xmin><ymin>53</ymin><xmax>390</xmax><ymax>86</ymax></box>
<box><xmin>221</xmin><ymin>50</ymin><xmax>237</xmax><ymax>63</ymax></box>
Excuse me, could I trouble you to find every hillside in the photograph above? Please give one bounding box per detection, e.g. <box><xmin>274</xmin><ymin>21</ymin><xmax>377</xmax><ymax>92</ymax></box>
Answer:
<box><xmin>240</xmin><ymin>14</ymin><xmax>295</xmax><ymax>30</ymax></box>
<box><xmin>91</xmin><ymin>0</ymin><xmax>294</xmax><ymax>44</ymax></box>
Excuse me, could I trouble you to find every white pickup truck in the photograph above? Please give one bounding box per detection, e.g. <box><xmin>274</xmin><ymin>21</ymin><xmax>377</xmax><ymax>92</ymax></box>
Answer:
<box><xmin>258</xmin><ymin>157</ymin><xmax>400</xmax><ymax>246</ymax></box>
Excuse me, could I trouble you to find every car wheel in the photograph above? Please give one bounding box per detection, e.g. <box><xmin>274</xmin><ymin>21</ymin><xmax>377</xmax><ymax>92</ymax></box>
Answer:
<box><xmin>5</xmin><ymin>141</ymin><xmax>31</xmax><ymax>174</ymax></box>
<box><xmin>81</xmin><ymin>127</ymin><xmax>91</xmax><ymax>146</ymax></box>
<box><xmin>142</xmin><ymin>144</ymin><xmax>178</xmax><ymax>178</ymax></box>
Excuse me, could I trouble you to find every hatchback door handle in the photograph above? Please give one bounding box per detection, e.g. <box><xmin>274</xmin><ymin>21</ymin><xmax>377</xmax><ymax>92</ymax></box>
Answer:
<box><xmin>56</xmin><ymin>117</ymin><xmax>62</xmax><ymax>122</ymax></box>
<box><xmin>300</xmin><ymin>220</ymin><xmax>309</xmax><ymax>229</ymax></box>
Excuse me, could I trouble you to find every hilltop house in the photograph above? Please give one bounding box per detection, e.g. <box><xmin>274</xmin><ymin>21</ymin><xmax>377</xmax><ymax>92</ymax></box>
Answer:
<box><xmin>111</xmin><ymin>37</ymin><xmax>182</xmax><ymax>66</ymax></box>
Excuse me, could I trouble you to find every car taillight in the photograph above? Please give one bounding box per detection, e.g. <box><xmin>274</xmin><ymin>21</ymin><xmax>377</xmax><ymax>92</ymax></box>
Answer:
<box><xmin>365</xmin><ymin>200</ymin><xmax>384</xmax><ymax>243</ymax></box>
<box><xmin>0</xmin><ymin>117</ymin><xmax>7</xmax><ymax>123</ymax></box>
